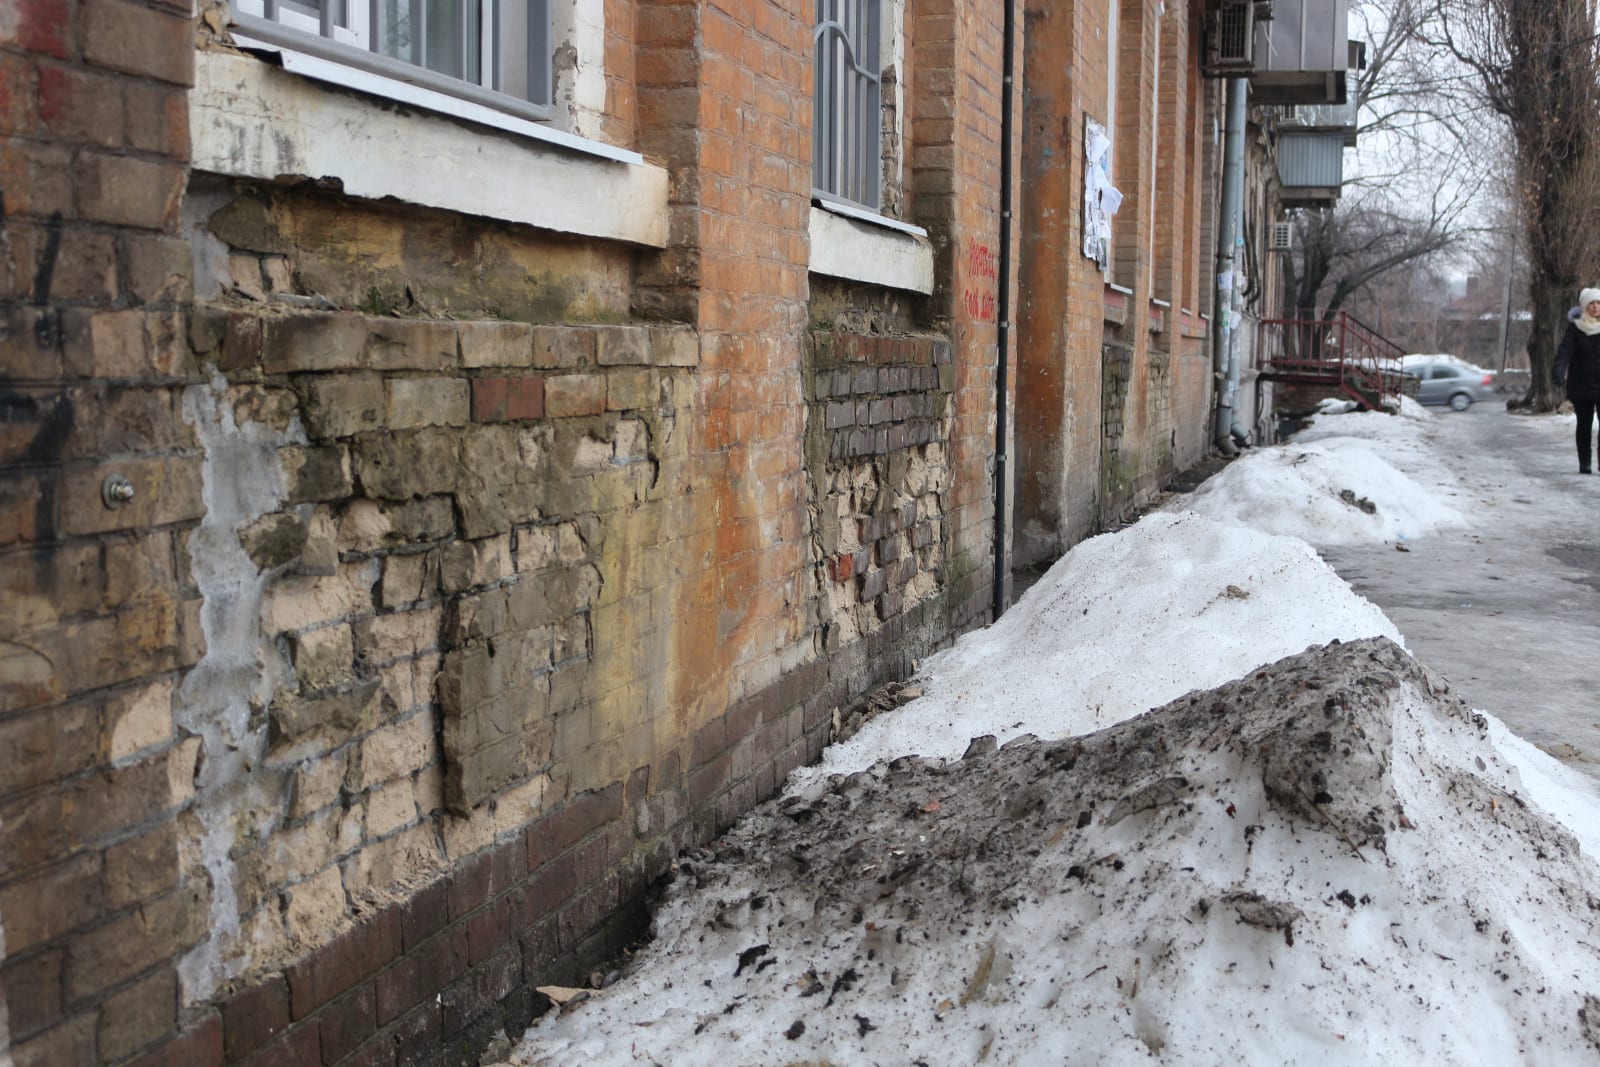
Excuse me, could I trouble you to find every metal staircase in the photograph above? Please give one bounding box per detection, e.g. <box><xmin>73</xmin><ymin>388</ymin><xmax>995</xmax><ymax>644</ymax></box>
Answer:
<box><xmin>1256</xmin><ymin>310</ymin><xmax>1408</xmax><ymax>411</ymax></box>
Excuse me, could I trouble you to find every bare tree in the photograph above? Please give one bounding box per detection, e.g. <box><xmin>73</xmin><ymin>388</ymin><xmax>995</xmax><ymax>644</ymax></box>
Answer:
<box><xmin>1276</xmin><ymin>0</ymin><xmax>1482</xmax><ymax>354</ymax></box>
<box><xmin>1425</xmin><ymin>0</ymin><xmax>1600</xmax><ymax>410</ymax></box>
<box><xmin>1281</xmin><ymin>186</ymin><xmax>1464</xmax><ymax>329</ymax></box>
<box><xmin>1348</xmin><ymin>250</ymin><xmax>1455</xmax><ymax>352</ymax></box>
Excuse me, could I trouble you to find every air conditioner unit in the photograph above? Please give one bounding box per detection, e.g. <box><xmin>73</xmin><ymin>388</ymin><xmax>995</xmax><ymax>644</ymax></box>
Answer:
<box><xmin>1209</xmin><ymin>0</ymin><xmax>1256</xmax><ymax>70</ymax></box>
<box><xmin>1269</xmin><ymin>221</ymin><xmax>1294</xmax><ymax>252</ymax></box>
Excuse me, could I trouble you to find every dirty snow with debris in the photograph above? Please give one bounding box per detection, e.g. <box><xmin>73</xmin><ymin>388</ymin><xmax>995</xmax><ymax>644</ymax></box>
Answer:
<box><xmin>510</xmin><ymin>408</ymin><xmax>1600</xmax><ymax>1066</ymax></box>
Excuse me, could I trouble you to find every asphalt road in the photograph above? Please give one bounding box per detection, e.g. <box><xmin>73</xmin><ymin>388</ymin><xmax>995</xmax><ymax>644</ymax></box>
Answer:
<box><xmin>1316</xmin><ymin>403</ymin><xmax>1600</xmax><ymax>784</ymax></box>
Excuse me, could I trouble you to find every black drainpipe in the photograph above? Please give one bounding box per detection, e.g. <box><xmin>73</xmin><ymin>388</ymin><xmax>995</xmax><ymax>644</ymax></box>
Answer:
<box><xmin>992</xmin><ymin>0</ymin><xmax>1017</xmax><ymax>621</ymax></box>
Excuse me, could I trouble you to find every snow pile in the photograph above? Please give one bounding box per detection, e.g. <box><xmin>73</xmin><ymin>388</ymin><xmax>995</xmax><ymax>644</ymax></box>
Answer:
<box><xmin>513</xmin><ymin>639</ymin><xmax>1600</xmax><ymax>1066</ymax></box>
<box><xmin>507</xmin><ymin>404</ymin><xmax>1600</xmax><ymax>1067</ymax></box>
<box><xmin>1392</xmin><ymin>394</ymin><xmax>1431</xmax><ymax>419</ymax></box>
<box><xmin>795</xmin><ymin>512</ymin><xmax>1403</xmax><ymax>781</ymax></box>
<box><xmin>1177</xmin><ymin>409</ymin><xmax>1465</xmax><ymax>546</ymax></box>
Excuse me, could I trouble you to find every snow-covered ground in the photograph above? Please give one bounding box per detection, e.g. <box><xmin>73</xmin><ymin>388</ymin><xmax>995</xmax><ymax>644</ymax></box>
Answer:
<box><xmin>510</xmin><ymin>403</ymin><xmax>1600</xmax><ymax>1066</ymax></box>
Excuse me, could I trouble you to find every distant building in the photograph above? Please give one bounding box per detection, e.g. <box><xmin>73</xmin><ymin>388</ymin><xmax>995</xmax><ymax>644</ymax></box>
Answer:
<box><xmin>1438</xmin><ymin>275</ymin><xmax>1532</xmax><ymax>370</ymax></box>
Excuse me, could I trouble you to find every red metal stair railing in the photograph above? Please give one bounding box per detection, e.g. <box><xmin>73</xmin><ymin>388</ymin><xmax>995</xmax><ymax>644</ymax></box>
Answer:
<box><xmin>1256</xmin><ymin>310</ymin><xmax>1409</xmax><ymax>411</ymax></box>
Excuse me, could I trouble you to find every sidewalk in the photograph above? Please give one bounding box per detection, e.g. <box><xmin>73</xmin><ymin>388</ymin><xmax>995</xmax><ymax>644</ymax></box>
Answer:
<box><xmin>1312</xmin><ymin>406</ymin><xmax>1600</xmax><ymax>784</ymax></box>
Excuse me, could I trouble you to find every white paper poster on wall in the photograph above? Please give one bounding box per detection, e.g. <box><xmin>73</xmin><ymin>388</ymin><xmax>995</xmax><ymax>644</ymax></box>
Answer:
<box><xmin>1083</xmin><ymin>116</ymin><xmax>1122</xmax><ymax>270</ymax></box>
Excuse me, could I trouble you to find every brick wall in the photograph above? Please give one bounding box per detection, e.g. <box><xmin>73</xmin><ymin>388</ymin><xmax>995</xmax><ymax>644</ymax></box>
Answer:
<box><xmin>0</xmin><ymin>0</ymin><xmax>1229</xmax><ymax>1064</ymax></box>
<box><xmin>1</xmin><ymin>0</ymin><xmax>203</xmax><ymax>1063</ymax></box>
<box><xmin>2</xmin><ymin>0</ymin><xmax>1003</xmax><ymax>1064</ymax></box>
<box><xmin>1015</xmin><ymin>0</ymin><xmax>1217</xmax><ymax>566</ymax></box>
<box><xmin>806</xmin><ymin>331</ymin><xmax>953</xmax><ymax>651</ymax></box>
<box><xmin>911</xmin><ymin>0</ymin><xmax>1014</xmax><ymax>621</ymax></box>
<box><xmin>1016</xmin><ymin>0</ymin><xmax>1112</xmax><ymax>565</ymax></box>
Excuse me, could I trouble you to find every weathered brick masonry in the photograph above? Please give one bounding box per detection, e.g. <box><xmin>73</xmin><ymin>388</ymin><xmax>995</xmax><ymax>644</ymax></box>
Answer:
<box><xmin>0</xmin><ymin>0</ymin><xmax>1261</xmax><ymax>1060</ymax></box>
<box><xmin>1014</xmin><ymin>0</ymin><xmax>1218</xmax><ymax>564</ymax></box>
<box><xmin>1</xmin><ymin>2</ymin><xmax>1013</xmax><ymax>1067</ymax></box>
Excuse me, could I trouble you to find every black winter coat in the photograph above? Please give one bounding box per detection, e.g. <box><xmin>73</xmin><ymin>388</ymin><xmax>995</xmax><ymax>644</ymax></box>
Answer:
<box><xmin>1554</xmin><ymin>322</ymin><xmax>1600</xmax><ymax>402</ymax></box>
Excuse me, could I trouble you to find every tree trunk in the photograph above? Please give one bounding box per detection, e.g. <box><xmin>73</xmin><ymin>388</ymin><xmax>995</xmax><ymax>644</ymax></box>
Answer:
<box><xmin>1517</xmin><ymin>274</ymin><xmax>1567</xmax><ymax>410</ymax></box>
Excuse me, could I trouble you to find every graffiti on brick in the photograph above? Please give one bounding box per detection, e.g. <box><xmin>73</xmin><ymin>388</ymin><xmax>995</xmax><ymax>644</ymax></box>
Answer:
<box><xmin>962</xmin><ymin>239</ymin><xmax>998</xmax><ymax>323</ymax></box>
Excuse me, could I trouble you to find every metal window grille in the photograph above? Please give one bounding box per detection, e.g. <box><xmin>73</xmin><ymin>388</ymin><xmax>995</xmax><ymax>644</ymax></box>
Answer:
<box><xmin>1212</xmin><ymin>0</ymin><xmax>1255</xmax><ymax>66</ymax></box>
<box><xmin>813</xmin><ymin>0</ymin><xmax>882</xmax><ymax>210</ymax></box>
<box><xmin>233</xmin><ymin>0</ymin><xmax>552</xmax><ymax>118</ymax></box>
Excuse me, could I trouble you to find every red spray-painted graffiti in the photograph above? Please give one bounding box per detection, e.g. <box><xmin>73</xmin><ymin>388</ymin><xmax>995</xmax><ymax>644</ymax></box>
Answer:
<box><xmin>962</xmin><ymin>239</ymin><xmax>998</xmax><ymax>323</ymax></box>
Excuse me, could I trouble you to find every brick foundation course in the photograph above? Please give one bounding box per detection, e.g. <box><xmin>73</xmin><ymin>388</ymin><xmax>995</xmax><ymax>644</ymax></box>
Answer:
<box><xmin>119</xmin><ymin>590</ymin><xmax>965</xmax><ymax>1067</ymax></box>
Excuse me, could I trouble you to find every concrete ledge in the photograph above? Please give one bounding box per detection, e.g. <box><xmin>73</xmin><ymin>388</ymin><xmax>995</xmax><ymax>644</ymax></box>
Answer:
<box><xmin>191</xmin><ymin>51</ymin><xmax>670</xmax><ymax>248</ymax></box>
<box><xmin>808</xmin><ymin>207</ymin><xmax>935</xmax><ymax>295</ymax></box>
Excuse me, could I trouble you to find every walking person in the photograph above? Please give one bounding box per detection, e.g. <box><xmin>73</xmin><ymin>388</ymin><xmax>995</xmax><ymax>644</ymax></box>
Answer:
<box><xmin>1554</xmin><ymin>287</ymin><xmax>1600</xmax><ymax>473</ymax></box>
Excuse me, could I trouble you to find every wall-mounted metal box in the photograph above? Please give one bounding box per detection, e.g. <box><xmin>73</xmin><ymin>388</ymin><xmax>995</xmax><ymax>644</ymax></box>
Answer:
<box><xmin>1277</xmin><ymin>130</ymin><xmax>1345</xmax><ymax>206</ymax></box>
<box><xmin>1251</xmin><ymin>0</ymin><xmax>1350</xmax><ymax>104</ymax></box>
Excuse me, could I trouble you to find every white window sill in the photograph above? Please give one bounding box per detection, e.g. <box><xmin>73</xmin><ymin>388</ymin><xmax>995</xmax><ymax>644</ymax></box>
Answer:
<box><xmin>191</xmin><ymin>50</ymin><xmax>669</xmax><ymax>247</ymax></box>
<box><xmin>814</xmin><ymin>196</ymin><xmax>929</xmax><ymax>239</ymax></box>
<box><xmin>808</xmin><ymin>205</ymin><xmax>934</xmax><ymax>295</ymax></box>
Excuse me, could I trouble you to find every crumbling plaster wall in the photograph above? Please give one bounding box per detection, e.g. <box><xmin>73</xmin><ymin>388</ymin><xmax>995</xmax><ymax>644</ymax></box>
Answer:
<box><xmin>806</xmin><ymin>331</ymin><xmax>953</xmax><ymax>654</ymax></box>
<box><xmin>169</xmin><ymin>171</ymin><xmax>715</xmax><ymax>1001</ymax></box>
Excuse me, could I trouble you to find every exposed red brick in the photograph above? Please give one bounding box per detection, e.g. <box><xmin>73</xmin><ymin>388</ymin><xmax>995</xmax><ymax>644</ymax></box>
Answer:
<box><xmin>0</xmin><ymin>55</ymin><xmax>37</xmax><ymax>136</ymax></box>
<box><xmin>545</xmin><ymin>782</ymin><xmax>624</xmax><ymax>854</ymax></box>
<box><xmin>221</xmin><ymin>973</ymin><xmax>290</xmax><ymax>1063</ymax></box>
<box><xmin>446</xmin><ymin>850</ymin><xmax>494</xmax><ymax>920</ymax></box>
<box><xmin>340</xmin><ymin>1034</ymin><xmax>398</xmax><ymax>1067</ymax></box>
<box><xmin>318</xmin><ymin>984</ymin><xmax>377</xmax><ymax>1065</ymax></box>
<box><xmin>437</xmin><ymin>949</ymin><xmax>519</xmax><ymax>1036</ymax></box>
<box><xmin>124</xmin><ymin>1011</ymin><xmax>223</xmax><ymax>1067</ymax></box>
<box><xmin>524</xmin><ymin>852</ymin><xmax>577</xmax><ymax>915</ymax></box>
<box><xmin>285</xmin><ymin>913</ymin><xmax>401</xmax><ymax>1021</ymax></box>
<box><xmin>373</xmin><ymin>926</ymin><xmax>468</xmax><ymax>1027</ymax></box>
<box><xmin>81</xmin><ymin>0</ymin><xmax>194</xmax><ymax>86</ymax></box>
<box><xmin>397</xmin><ymin>882</ymin><xmax>449</xmax><ymax>954</ymax></box>
<box><xmin>470</xmin><ymin>376</ymin><xmax>544</xmax><ymax>422</ymax></box>
<box><xmin>36</xmin><ymin>63</ymin><xmax>122</xmax><ymax>146</ymax></box>
<box><xmin>0</xmin><ymin>0</ymin><xmax>73</xmax><ymax>58</ymax></box>
<box><xmin>464</xmin><ymin>893</ymin><xmax>515</xmax><ymax>966</ymax></box>
<box><xmin>236</xmin><ymin>1021</ymin><xmax>320</xmax><ymax>1067</ymax></box>
<box><xmin>390</xmin><ymin>1000</ymin><xmax>441</xmax><ymax>1067</ymax></box>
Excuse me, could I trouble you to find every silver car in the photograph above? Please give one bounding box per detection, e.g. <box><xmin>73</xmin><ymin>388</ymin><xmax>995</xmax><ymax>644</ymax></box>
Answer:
<box><xmin>1409</xmin><ymin>360</ymin><xmax>1498</xmax><ymax>411</ymax></box>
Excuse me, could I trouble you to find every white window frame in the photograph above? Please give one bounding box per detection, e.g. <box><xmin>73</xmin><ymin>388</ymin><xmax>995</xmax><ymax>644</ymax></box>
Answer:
<box><xmin>813</xmin><ymin>0</ymin><xmax>883</xmax><ymax>212</ymax></box>
<box><xmin>230</xmin><ymin>0</ymin><xmax>552</xmax><ymax>123</ymax></box>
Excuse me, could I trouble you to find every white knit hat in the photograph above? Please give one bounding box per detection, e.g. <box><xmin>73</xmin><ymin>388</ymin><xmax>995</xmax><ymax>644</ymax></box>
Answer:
<box><xmin>1581</xmin><ymin>287</ymin><xmax>1600</xmax><ymax>309</ymax></box>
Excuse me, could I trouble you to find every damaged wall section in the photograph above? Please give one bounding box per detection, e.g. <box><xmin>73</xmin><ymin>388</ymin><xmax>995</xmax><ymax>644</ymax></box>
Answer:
<box><xmin>0</xmin><ymin>0</ymin><xmax>1008</xmax><ymax>1064</ymax></box>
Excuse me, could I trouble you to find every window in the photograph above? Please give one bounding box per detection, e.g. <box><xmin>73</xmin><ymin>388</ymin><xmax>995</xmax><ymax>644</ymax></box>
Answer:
<box><xmin>813</xmin><ymin>0</ymin><xmax>882</xmax><ymax>210</ymax></box>
<box><xmin>232</xmin><ymin>0</ymin><xmax>552</xmax><ymax>120</ymax></box>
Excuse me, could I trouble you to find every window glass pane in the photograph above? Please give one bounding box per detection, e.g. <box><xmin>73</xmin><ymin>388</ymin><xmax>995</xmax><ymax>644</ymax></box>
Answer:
<box><xmin>424</xmin><ymin>0</ymin><xmax>480</xmax><ymax>81</ymax></box>
<box><xmin>812</xmin><ymin>0</ymin><xmax>881</xmax><ymax>208</ymax></box>
<box><xmin>498</xmin><ymin>0</ymin><xmax>527</xmax><ymax>98</ymax></box>
<box><xmin>249</xmin><ymin>0</ymin><xmax>549</xmax><ymax>111</ymax></box>
<box><xmin>375</xmin><ymin>0</ymin><xmax>416</xmax><ymax>63</ymax></box>
<box><xmin>280</xmin><ymin>0</ymin><xmax>326</xmax><ymax>21</ymax></box>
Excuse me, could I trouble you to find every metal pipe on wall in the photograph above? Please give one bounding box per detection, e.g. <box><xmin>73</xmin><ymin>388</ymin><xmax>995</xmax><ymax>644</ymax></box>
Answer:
<box><xmin>1212</xmin><ymin>75</ymin><xmax>1248</xmax><ymax>454</ymax></box>
<box><xmin>992</xmin><ymin>0</ymin><xmax>1016</xmax><ymax>620</ymax></box>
